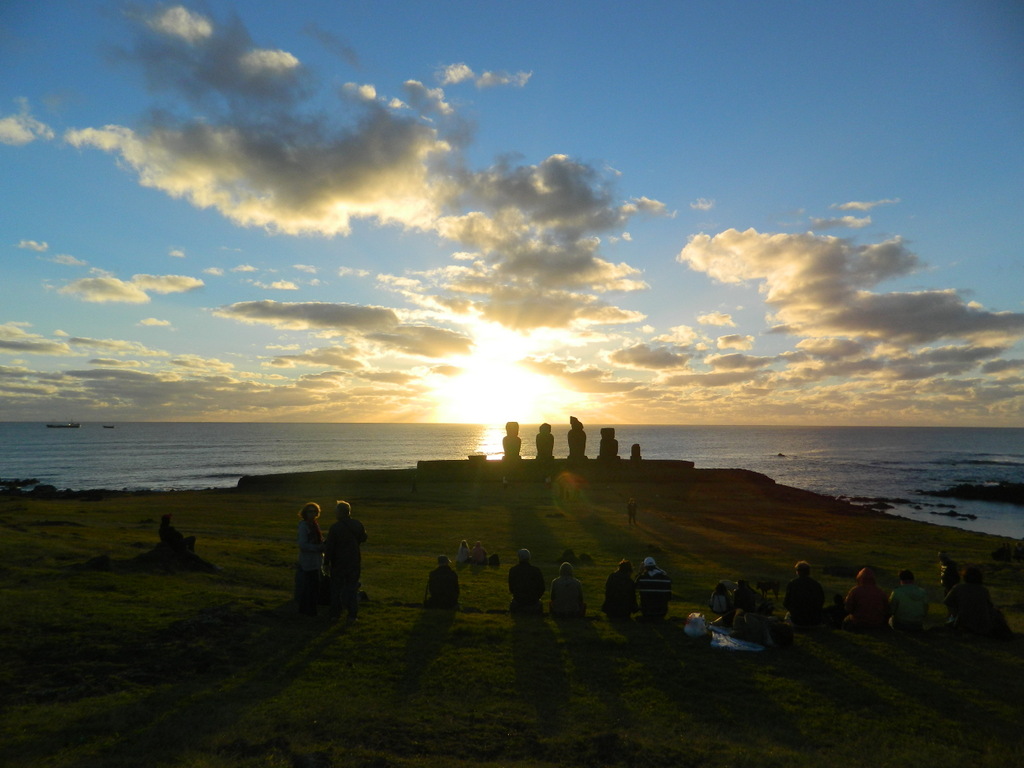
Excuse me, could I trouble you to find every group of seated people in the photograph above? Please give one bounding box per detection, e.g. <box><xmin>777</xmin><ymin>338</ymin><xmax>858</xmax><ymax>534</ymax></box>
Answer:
<box><xmin>426</xmin><ymin>549</ymin><xmax>1010</xmax><ymax>640</ymax></box>
<box><xmin>424</xmin><ymin>549</ymin><xmax>673</xmax><ymax>620</ymax></box>
<box><xmin>737</xmin><ymin>559</ymin><xmax>1009</xmax><ymax>637</ymax></box>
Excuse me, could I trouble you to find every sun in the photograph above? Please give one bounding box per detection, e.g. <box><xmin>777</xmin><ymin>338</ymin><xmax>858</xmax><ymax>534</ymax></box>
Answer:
<box><xmin>430</xmin><ymin>327</ymin><xmax>569</xmax><ymax>424</ymax></box>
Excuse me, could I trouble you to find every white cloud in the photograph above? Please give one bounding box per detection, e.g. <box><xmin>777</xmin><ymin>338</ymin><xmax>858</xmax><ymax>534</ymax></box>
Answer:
<box><xmin>809</xmin><ymin>215</ymin><xmax>871</xmax><ymax>230</ymax></box>
<box><xmin>690</xmin><ymin>198</ymin><xmax>714</xmax><ymax>211</ymax></box>
<box><xmin>17</xmin><ymin>239</ymin><xmax>48</xmax><ymax>252</ymax></box>
<box><xmin>148</xmin><ymin>6</ymin><xmax>213</xmax><ymax>43</ymax></box>
<box><xmin>832</xmin><ymin>198</ymin><xmax>901</xmax><ymax>211</ymax></box>
<box><xmin>697</xmin><ymin>311</ymin><xmax>735</xmax><ymax>327</ymax></box>
<box><xmin>679</xmin><ymin>228</ymin><xmax>1024</xmax><ymax>346</ymax></box>
<box><xmin>716</xmin><ymin>334</ymin><xmax>755</xmax><ymax>350</ymax></box>
<box><xmin>0</xmin><ymin>99</ymin><xmax>54</xmax><ymax>145</ymax></box>
<box><xmin>58</xmin><ymin>274</ymin><xmax>203</xmax><ymax>303</ymax></box>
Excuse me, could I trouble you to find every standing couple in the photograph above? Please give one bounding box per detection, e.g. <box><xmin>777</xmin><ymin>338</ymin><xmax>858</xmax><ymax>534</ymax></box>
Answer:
<box><xmin>297</xmin><ymin>500</ymin><xmax>368</xmax><ymax>623</ymax></box>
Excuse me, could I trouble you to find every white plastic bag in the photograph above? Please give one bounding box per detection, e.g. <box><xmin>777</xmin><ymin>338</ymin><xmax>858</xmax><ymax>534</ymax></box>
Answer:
<box><xmin>684</xmin><ymin>612</ymin><xmax>708</xmax><ymax>637</ymax></box>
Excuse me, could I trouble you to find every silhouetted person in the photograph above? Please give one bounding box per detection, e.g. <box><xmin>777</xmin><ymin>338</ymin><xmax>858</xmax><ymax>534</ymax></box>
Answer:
<box><xmin>424</xmin><ymin>555</ymin><xmax>460</xmax><ymax>609</ymax></box>
<box><xmin>159</xmin><ymin>514</ymin><xmax>195</xmax><ymax>553</ymax></box>
<box><xmin>296</xmin><ymin>502</ymin><xmax>324</xmax><ymax>617</ymax></box>
<box><xmin>944</xmin><ymin>566</ymin><xmax>995</xmax><ymax>635</ymax></box>
<box><xmin>889</xmin><ymin>569</ymin><xmax>928</xmax><ymax>631</ymax></box>
<box><xmin>842</xmin><ymin>567</ymin><xmax>888</xmax><ymax>631</ymax></box>
<box><xmin>602</xmin><ymin>559</ymin><xmax>638</xmax><ymax>620</ymax></box>
<box><xmin>627</xmin><ymin>498</ymin><xmax>637</xmax><ymax>526</ymax></box>
<box><xmin>635</xmin><ymin>556</ymin><xmax>672</xmax><ymax>620</ymax></box>
<box><xmin>549</xmin><ymin>562</ymin><xmax>586</xmax><ymax>617</ymax></box>
<box><xmin>508</xmin><ymin>548</ymin><xmax>545</xmax><ymax>614</ymax></box>
<box><xmin>567</xmin><ymin>416</ymin><xmax>587</xmax><ymax>462</ymax></box>
<box><xmin>783</xmin><ymin>560</ymin><xmax>825</xmax><ymax>628</ymax></box>
<box><xmin>323</xmin><ymin>500</ymin><xmax>367</xmax><ymax>624</ymax></box>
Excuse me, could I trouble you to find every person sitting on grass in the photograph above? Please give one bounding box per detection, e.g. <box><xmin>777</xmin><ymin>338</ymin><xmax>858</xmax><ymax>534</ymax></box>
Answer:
<box><xmin>601</xmin><ymin>559</ymin><xmax>638</xmax><ymax>620</ymax></box>
<box><xmin>508</xmin><ymin>548</ymin><xmax>546</xmax><ymax>614</ymax></box>
<box><xmin>634</xmin><ymin>556</ymin><xmax>672</xmax><ymax>621</ymax></box>
<box><xmin>550</xmin><ymin>562</ymin><xmax>586</xmax><ymax>618</ymax></box>
<box><xmin>455</xmin><ymin>540</ymin><xmax>471</xmax><ymax>564</ymax></box>
<box><xmin>424</xmin><ymin>555</ymin><xmax>460</xmax><ymax>610</ymax></box>
<box><xmin>842</xmin><ymin>567</ymin><xmax>889</xmax><ymax>631</ymax></box>
<box><xmin>943</xmin><ymin>566</ymin><xmax>994</xmax><ymax>635</ymax></box>
<box><xmin>159</xmin><ymin>514</ymin><xmax>196</xmax><ymax>553</ymax></box>
<box><xmin>708</xmin><ymin>581</ymin><xmax>732</xmax><ymax>617</ymax></box>
<box><xmin>889</xmin><ymin>569</ymin><xmax>928</xmax><ymax>632</ymax></box>
<box><xmin>783</xmin><ymin>560</ymin><xmax>825</xmax><ymax>628</ymax></box>
<box><xmin>470</xmin><ymin>540</ymin><xmax>488</xmax><ymax>565</ymax></box>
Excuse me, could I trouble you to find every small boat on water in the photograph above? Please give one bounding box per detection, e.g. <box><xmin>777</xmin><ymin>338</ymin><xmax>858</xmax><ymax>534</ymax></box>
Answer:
<box><xmin>103</xmin><ymin>425</ymin><xmax>116</xmax><ymax>429</ymax></box>
<box><xmin>46</xmin><ymin>422</ymin><xmax>80</xmax><ymax>428</ymax></box>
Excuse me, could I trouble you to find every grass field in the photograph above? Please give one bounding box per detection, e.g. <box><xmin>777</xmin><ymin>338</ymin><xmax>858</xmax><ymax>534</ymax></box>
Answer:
<box><xmin>1</xmin><ymin>468</ymin><xmax>1022</xmax><ymax>767</ymax></box>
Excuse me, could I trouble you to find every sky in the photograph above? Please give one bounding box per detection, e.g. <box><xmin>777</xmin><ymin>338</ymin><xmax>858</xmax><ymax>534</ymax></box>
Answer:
<box><xmin>2</xmin><ymin>1</ymin><xmax>1023</xmax><ymax>426</ymax></box>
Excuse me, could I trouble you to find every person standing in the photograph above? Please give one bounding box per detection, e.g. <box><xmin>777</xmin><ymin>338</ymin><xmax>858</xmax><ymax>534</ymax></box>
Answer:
<box><xmin>939</xmin><ymin>552</ymin><xmax>960</xmax><ymax>596</ymax></box>
<box><xmin>635</xmin><ymin>556</ymin><xmax>672</xmax><ymax>620</ymax></box>
<box><xmin>889</xmin><ymin>569</ymin><xmax>928</xmax><ymax>631</ymax></box>
<box><xmin>323</xmin><ymin>500</ymin><xmax>367</xmax><ymax>624</ymax></box>
<box><xmin>627</xmin><ymin>498</ymin><xmax>637</xmax><ymax>526</ymax></box>
<box><xmin>783</xmin><ymin>560</ymin><xmax>825</xmax><ymax>628</ymax></box>
<box><xmin>508</xmin><ymin>548</ymin><xmax>546</xmax><ymax>614</ymax></box>
<box><xmin>296</xmin><ymin>502</ymin><xmax>324</xmax><ymax>617</ymax></box>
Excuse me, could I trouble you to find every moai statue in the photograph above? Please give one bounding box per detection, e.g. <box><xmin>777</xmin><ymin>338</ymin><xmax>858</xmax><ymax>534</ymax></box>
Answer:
<box><xmin>502</xmin><ymin>421</ymin><xmax>522</xmax><ymax>460</ymax></box>
<box><xmin>567</xmin><ymin>416</ymin><xmax>587</xmax><ymax>462</ymax></box>
<box><xmin>598</xmin><ymin>427</ymin><xmax>619</xmax><ymax>460</ymax></box>
<box><xmin>630</xmin><ymin>443</ymin><xmax>642</xmax><ymax>461</ymax></box>
<box><xmin>535</xmin><ymin>423</ymin><xmax>554</xmax><ymax>461</ymax></box>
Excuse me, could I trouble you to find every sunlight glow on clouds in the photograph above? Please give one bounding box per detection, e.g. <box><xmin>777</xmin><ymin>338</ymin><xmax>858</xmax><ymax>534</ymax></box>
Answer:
<box><xmin>2</xmin><ymin>3</ymin><xmax>1021</xmax><ymax>425</ymax></box>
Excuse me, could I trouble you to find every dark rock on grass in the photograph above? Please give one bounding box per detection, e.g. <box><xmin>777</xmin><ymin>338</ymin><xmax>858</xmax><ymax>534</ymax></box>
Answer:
<box><xmin>69</xmin><ymin>544</ymin><xmax>219</xmax><ymax>573</ymax></box>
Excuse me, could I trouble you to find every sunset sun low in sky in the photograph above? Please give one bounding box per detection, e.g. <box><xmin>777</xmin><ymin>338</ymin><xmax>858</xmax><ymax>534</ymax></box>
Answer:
<box><xmin>1</xmin><ymin>1</ymin><xmax>1022</xmax><ymax>426</ymax></box>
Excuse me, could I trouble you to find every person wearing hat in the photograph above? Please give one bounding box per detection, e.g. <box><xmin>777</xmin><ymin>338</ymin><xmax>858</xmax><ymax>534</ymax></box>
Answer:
<box><xmin>634</xmin><ymin>556</ymin><xmax>672</xmax><ymax>620</ymax></box>
<box><xmin>424</xmin><ymin>555</ymin><xmax>460</xmax><ymax>610</ymax></box>
<box><xmin>508</xmin><ymin>548</ymin><xmax>546</xmax><ymax>614</ymax></box>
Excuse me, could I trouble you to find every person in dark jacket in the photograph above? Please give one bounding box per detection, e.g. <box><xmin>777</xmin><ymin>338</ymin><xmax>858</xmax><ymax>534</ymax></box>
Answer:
<box><xmin>783</xmin><ymin>561</ymin><xmax>825</xmax><ymax>628</ymax></box>
<box><xmin>159</xmin><ymin>514</ymin><xmax>195</xmax><ymax>552</ymax></box>
<box><xmin>508</xmin><ymin>548</ymin><xmax>545</xmax><ymax>614</ymax></box>
<box><xmin>601</xmin><ymin>559</ymin><xmax>638</xmax><ymax>620</ymax></box>
<box><xmin>322</xmin><ymin>500</ymin><xmax>367</xmax><ymax>623</ymax></box>
<box><xmin>944</xmin><ymin>566</ymin><xmax>995</xmax><ymax>635</ymax></box>
<box><xmin>424</xmin><ymin>555</ymin><xmax>459</xmax><ymax>609</ymax></box>
<box><xmin>634</xmin><ymin>556</ymin><xmax>672</xmax><ymax>620</ymax></box>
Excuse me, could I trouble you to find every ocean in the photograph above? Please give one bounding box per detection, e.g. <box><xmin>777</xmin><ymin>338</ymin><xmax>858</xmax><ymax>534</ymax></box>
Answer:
<box><xmin>1</xmin><ymin>422</ymin><xmax>1021</xmax><ymax>539</ymax></box>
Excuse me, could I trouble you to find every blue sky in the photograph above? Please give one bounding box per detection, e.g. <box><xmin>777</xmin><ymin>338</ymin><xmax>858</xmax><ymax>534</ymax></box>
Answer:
<box><xmin>2</xmin><ymin>1</ymin><xmax>1022</xmax><ymax>425</ymax></box>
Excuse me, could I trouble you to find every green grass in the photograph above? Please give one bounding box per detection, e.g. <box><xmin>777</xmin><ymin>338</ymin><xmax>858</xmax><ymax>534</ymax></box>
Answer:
<box><xmin>1</xmin><ymin>471</ymin><xmax>1022</xmax><ymax>767</ymax></box>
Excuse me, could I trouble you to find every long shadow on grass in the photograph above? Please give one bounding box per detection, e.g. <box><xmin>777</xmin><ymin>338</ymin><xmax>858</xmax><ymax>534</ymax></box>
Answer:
<box><xmin>33</xmin><ymin>605</ymin><xmax>343</xmax><ymax>768</ymax></box>
<box><xmin>400</xmin><ymin>607</ymin><xmax>457</xmax><ymax>695</ymax></box>
<box><xmin>511</xmin><ymin>613</ymin><xmax>569</xmax><ymax>734</ymax></box>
